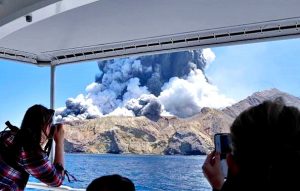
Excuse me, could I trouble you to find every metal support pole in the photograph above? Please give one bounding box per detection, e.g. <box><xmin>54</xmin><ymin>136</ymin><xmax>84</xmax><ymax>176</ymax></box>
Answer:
<box><xmin>50</xmin><ymin>65</ymin><xmax>55</xmax><ymax>110</ymax></box>
<box><xmin>50</xmin><ymin>65</ymin><xmax>56</xmax><ymax>162</ymax></box>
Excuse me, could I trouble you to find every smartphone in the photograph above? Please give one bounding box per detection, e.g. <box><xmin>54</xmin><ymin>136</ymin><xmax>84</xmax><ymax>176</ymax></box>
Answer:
<box><xmin>214</xmin><ymin>133</ymin><xmax>232</xmax><ymax>178</ymax></box>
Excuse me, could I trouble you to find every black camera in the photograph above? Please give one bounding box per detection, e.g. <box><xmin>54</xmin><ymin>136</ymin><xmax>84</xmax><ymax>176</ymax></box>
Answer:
<box><xmin>44</xmin><ymin>123</ymin><xmax>60</xmax><ymax>156</ymax></box>
<box><xmin>49</xmin><ymin>124</ymin><xmax>58</xmax><ymax>139</ymax></box>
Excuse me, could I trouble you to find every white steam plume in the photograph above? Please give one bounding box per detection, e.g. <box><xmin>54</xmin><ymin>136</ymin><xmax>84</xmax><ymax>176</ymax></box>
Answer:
<box><xmin>158</xmin><ymin>69</ymin><xmax>235</xmax><ymax>118</ymax></box>
<box><xmin>56</xmin><ymin>49</ymin><xmax>235</xmax><ymax>121</ymax></box>
<box><xmin>202</xmin><ymin>48</ymin><xmax>216</xmax><ymax>67</ymax></box>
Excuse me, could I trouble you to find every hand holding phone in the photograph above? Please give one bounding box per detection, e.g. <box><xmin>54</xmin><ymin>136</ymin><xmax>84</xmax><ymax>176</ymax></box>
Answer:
<box><xmin>214</xmin><ymin>133</ymin><xmax>232</xmax><ymax>178</ymax></box>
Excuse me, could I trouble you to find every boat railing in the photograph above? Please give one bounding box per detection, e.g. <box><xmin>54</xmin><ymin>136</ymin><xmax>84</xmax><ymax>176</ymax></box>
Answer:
<box><xmin>26</xmin><ymin>182</ymin><xmax>85</xmax><ymax>191</ymax></box>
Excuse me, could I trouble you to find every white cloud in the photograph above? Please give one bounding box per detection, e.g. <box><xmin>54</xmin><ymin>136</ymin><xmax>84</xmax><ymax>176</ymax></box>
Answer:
<box><xmin>158</xmin><ymin>69</ymin><xmax>235</xmax><ymax>117</ymax></box>
<box><xmin>123</xmin><ymin>78</ymin><xmax>150</xmax><ymax>102</ymax></box>
<box><xmin>108</xmin><ymin>107</ymin><xmax>135</xmax><ymax>116</ymax></box>
<box><xmin>202</xmin><ymin>48</ymin><xmax>216</xmax><ymax>67</ymax></box>
<box><xmin>86</xmin><ymin>82</ymin><xmax>102</xmax><ymax>94</ymax></box>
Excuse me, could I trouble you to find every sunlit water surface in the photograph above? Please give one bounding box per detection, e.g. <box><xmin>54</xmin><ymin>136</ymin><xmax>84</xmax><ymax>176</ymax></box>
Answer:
<box><xmin>27</xmin><ymin>154</ymin><xmax>210</xmax><ymax>191</ymax></box>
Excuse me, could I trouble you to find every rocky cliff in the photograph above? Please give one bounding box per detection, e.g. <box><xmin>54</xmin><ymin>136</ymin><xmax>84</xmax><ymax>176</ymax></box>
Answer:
<box><xmin>222</xmin><ymin>88</ymin><xmax>300</xmax><ymax>118</ymax></box>
<box><xmin>64</xmin><ymin>89</ymin><xmax>300</xmax><ymax>155</ymax></box>
<box><xmin>64</xmin><ymin>115</ymin><xmax>219</xmax><ymax>155</ymax></box>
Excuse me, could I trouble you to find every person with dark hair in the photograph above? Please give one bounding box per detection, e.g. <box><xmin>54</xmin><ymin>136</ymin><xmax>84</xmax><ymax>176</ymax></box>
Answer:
<box><xmin>87</xmin><ymin>174</ymin><xmax>135</xmax><ymax>191</ymax></box>
<box><xmin>202</xmin><ymin>100</ymin><xmax>300</xmax><ymax>191</ymax></box>
<box><xmin>0</xmin><ymin>104</ymin><xmax>65</xmax><ymax>190</ymax></box>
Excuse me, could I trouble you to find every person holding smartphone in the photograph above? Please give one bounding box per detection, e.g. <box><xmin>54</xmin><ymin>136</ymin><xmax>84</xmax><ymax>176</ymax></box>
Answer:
<box><xmin>0</xmin><ymin>104</ymin><xmax>65</xmax><ymax>190</ymax></box>
<box><xmin>202</xmin><ymin>100</ymin><xmax>300</xmax><ymax>191</ymax></box>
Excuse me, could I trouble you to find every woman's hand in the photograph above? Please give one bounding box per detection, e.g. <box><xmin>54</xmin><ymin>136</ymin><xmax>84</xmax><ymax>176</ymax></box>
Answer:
<box><xmin>202</xmin><ymin>151</ymin><xmax>224</xmax><ymax>190</ymax></box>
<box><xmin>53</xmin><ymin>123</ymin><xmax>65</xmax><ymax>170</ymax></box>
<box><xmin>53</xmin><ymin>124</ymin><xmax>64</xmax><ymax>144</ymax></box>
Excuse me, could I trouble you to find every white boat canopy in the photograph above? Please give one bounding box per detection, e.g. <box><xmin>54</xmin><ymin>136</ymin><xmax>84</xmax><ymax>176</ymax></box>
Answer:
<box><xmin>1</xmin><ymin>0</ymin><xmax>300</xmax><ymax>66</ymax></box>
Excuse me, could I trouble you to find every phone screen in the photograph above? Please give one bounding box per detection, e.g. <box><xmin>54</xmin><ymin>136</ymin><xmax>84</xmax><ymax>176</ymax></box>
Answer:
<box><xmin>214</xmin><ymin>133</ymin><xmax>232</xmax><ymax>178</ymax></box>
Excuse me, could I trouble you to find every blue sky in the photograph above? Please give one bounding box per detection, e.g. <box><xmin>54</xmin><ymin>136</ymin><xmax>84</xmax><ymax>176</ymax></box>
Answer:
<box><xmin>1</xmin><ymin>38</ymin><xmax>300</xmax><ymax>128</ymax></box>
<box><xmin>206</xmin><ymin>38</ymin><xmax>300</xmax><ymax>100</ymax></box>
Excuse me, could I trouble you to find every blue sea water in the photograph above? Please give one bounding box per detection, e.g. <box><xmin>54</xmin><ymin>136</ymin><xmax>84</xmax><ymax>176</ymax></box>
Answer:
<box><xmin>27</xmin><ymin>154</ymin><xmax>211</xmax><ymax>191</ymax></box>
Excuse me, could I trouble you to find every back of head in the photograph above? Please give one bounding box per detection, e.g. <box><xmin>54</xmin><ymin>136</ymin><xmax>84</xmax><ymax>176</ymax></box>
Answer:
<box><xmin>18</xmin><ymin>104</ymin><xmax>54</xmax><ymax>150</ymax></box>
<box><xmin>87</xmin><ymin>174</ymin><xmax>135</xmax><ymax>191</ymax></box>
<box><xmin>230</xmin><ymin>100</ymin><xmax>300</xmax><ymax>189</ymax></box>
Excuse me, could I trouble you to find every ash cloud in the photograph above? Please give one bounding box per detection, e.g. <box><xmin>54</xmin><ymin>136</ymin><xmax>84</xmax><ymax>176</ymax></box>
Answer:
<box><xmin>56</xmin><ymin>49</ymin><xmax>234</xmax><ymax>121</ymax></box>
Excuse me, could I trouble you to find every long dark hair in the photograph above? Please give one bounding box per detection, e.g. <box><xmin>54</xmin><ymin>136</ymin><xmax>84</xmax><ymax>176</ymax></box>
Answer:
<box><xmin>15</xmin><ymin>104</ymin><xmax>54</xmax><ymax>151</ymax></box>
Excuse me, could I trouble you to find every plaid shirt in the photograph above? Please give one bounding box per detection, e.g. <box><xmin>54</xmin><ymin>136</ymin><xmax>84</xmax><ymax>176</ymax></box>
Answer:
<box><xmin>0</xmin><ymin>131</ymin><xmax>64</xmax><ymax>191</ymax></box>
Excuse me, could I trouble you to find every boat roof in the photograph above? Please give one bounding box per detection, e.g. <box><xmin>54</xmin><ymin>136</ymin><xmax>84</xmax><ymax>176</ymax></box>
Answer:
<box><xmin>1</xmin><ymin>0</ymin><xmax>300</xmax><ymax>66</ymax></box>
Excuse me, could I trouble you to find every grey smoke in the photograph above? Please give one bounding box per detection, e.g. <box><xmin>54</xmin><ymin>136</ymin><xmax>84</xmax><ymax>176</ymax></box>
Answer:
<box><xmin>125</xmin><ymin>94</ymin><xmax>162</xmax><ymax>121</ymax></box>
<box><xmin>56</xmin><ymin>49</ymin><xmax>234</xmax><ymax>122</ymax></box>
<box><xmin>96</xmin><ymin>50</ymin><xmax>207</xmax><ymax>97</ymax></box>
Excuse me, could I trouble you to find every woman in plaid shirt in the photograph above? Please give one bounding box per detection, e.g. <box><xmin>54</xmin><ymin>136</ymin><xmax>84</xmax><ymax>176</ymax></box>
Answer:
<box><xmin>0</xmin><ymin>105</ymin><xmax>65</xmax><ymax>190</ymax></box>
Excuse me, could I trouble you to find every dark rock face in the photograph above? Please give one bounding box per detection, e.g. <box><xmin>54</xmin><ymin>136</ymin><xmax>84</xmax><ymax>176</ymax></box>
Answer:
<box><xmin>64</xmin><ymin>139</ymin><xmax>84</xmax><ymax>153</ymax></box>
<box><xmin>99</xmin><ymin>130</ymin><xmax>124</xmax><ymax>154</ymax></box>
<box><xmin>164</xmin><ymin>131</ymin><xmax>208</xmax><ymax>155</ymax></box>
